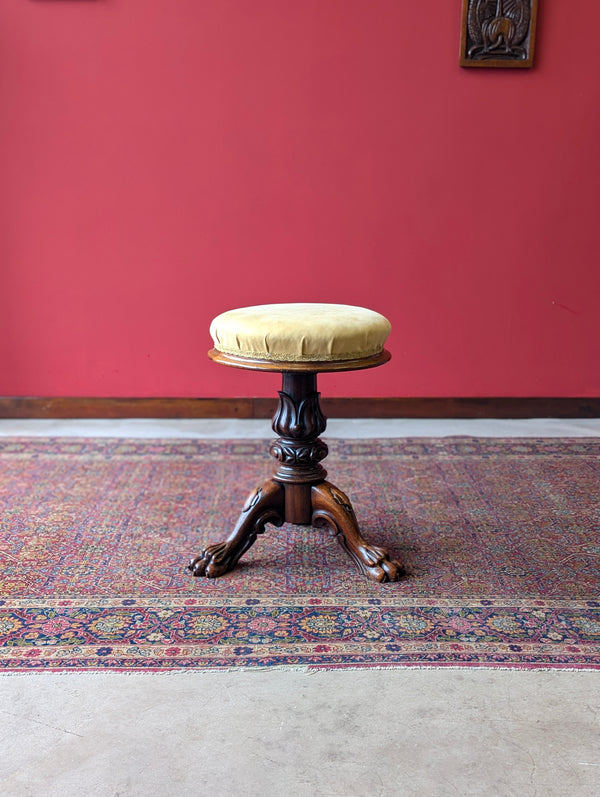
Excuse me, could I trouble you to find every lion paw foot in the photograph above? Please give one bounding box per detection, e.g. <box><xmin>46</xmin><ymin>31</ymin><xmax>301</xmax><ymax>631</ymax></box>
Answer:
<box><xmin>354</xmin><ymin>544</ymin><xmax>406</xmax><ymax>583</ymax></box>
<box><xmin>188</xmin><ymin>542</ymin><xmax>235</xmax><ymax>579</ymax></box>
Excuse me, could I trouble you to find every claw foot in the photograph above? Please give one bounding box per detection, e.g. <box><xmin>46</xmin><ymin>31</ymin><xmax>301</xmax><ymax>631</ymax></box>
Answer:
<box><xmin>188</xmin><ymin>542</ymin><xmax>237</xmax><ymax>579</ymax></box>
<box><xmin>348</xmin><ymin>542</ymin><xmax>405</xmax><ymax>583</ymax></box>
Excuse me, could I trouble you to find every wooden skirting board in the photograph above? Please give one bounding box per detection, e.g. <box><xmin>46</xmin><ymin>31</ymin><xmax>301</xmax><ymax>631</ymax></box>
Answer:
<box><xmin>0</xmin><ymin>397</ymin><xmax>599</xmax><ymax>419</ymax></box>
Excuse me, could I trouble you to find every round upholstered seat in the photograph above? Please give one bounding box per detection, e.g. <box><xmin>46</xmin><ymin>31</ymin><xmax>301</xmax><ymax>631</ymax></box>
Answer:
<box><xmin>209</xmin><ymin>303</ymin><xmax>391</xmax><ymax>371</ymax></box>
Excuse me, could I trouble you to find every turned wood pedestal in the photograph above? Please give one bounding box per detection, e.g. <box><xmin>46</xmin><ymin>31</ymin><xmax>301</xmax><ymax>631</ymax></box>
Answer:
<box><xmin>189</xmin><ymin>351</ymin><xmax>405</xmax><ymax>583</ymax></box>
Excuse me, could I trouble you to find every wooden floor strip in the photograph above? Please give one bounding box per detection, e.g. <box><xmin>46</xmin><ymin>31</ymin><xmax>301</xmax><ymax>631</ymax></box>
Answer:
<box><xmin>0</xmin><ymin>397</ymin><xmax>599</xmax><ymax>419</ymax></box>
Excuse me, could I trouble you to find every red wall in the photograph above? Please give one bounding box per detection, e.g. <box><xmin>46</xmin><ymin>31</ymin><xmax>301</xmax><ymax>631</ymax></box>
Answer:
<box><xmin>1</xmin><ymin>1</ymin><xmax>599</xmax><ymax>398</ymax></box>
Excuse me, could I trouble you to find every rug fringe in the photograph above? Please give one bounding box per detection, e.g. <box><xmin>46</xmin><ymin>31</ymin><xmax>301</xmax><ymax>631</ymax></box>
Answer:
<box><xmin>1</xmin><ymin>664</ymin><xmax>599</xmax><ymax>677</ymax></box>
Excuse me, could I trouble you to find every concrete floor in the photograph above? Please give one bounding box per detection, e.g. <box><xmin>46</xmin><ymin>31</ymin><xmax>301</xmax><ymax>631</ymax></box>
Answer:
<box><xmin>1</xmin><ymin>418</ymin><xmax>600</xmax><ymax>797</ymax></box>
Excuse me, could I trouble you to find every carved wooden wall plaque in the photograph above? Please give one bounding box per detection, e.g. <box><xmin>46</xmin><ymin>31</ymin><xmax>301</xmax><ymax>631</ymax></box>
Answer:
<box><xmin>460</xmin><ymin>0</ymin><xmax>538</xmax><ymax>68</ymax></box>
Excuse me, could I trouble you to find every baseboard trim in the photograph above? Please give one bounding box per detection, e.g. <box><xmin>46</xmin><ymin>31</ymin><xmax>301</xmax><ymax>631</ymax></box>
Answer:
<box><xmin>1</xmin><ymin>397</ymin><xmax>599</xmax><ymax>419</ymax></box>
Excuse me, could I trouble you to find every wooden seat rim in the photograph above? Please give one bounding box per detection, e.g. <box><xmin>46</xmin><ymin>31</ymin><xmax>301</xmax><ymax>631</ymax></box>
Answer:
<box><xmin>208</xmin><ymin>348</ymin><xmax>391</xmax><ymax>373</ymax></box>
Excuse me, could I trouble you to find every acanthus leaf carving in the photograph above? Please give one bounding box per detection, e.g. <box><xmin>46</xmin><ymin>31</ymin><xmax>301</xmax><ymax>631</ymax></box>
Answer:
<box><xmin>272</xmin><ymin>390</ymin><xmax>326</xmax><ymax>441</ymax></box>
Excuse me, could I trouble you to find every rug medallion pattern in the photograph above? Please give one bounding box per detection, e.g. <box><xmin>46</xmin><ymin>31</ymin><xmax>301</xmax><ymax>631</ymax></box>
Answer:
<box><xmin>1</xmin><ymin>438</ymin><xmax>599</xmax><ymax>670</ymax></box>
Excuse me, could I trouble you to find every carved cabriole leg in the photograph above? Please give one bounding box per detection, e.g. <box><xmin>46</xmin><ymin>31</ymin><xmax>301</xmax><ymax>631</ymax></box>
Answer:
<box><xmin>311</xmin><ymin>482</ymin><xmax>405</xmax><ymax>583</ymax></box>
<box><xmin>188</xmin><ymin>480</ymin><xmax>284</xmax><ymax>578</ymax></box>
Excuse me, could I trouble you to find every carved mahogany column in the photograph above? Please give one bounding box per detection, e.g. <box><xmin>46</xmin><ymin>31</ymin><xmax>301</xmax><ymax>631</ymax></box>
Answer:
<box><xmin>269</xmin><ymin>372</ymin><xmax>328</xmax><ymax>525</ymax></box>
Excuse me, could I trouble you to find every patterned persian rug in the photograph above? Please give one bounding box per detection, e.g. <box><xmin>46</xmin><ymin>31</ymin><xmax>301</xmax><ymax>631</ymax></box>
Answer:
<box><xmin>1</xmin><ymin>437</ymin><xmax>599</xmax><ymax>671</ymax></box>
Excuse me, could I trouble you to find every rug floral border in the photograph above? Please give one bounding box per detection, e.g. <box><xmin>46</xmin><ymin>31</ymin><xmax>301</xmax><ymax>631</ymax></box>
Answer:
<box><xmin>2</xmin><ymin>594</ymin><xmax>599</xmax><ymax>671</ymax></box>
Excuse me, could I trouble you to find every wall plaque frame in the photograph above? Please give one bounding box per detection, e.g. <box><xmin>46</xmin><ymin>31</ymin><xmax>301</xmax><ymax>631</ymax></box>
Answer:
<box><xmin>460</xmin><ymin>0</ymin><xmax>539</xmax><ymax>68</ymax></box>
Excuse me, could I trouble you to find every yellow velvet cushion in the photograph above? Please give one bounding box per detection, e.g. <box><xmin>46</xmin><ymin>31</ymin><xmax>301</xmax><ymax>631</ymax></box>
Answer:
<box><xmin>209</xmin><ymin>303</ymin><xmax>391</xmax><ymax>362</ymax></box>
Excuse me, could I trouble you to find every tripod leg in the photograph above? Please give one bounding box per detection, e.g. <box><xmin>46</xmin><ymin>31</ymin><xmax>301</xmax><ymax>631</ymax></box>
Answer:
<box><xmin>311</xmin><ymin>482</ymin><xmax>405</xmax><ymax>583</ymax></box>
<box><xmin>189</xmin><ymin>479</ymin><xmax>285</xmax><ymax>578</ymax></box>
